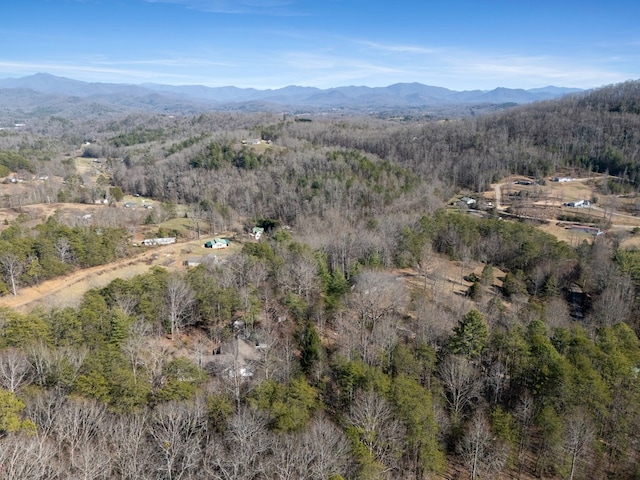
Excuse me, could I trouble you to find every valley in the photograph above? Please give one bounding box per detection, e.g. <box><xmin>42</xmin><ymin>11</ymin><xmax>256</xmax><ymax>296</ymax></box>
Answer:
<box><xmin>1</xmin><ymin>80</ymin><xmax>640</xmax><ymax>480</ymax></box>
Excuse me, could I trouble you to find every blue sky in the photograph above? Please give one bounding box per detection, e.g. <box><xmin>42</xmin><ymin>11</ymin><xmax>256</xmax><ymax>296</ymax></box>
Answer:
<box><xmin>1</xmin><ymin>0</ymin><xmax>638</xmax><ymax>90</ymax></box>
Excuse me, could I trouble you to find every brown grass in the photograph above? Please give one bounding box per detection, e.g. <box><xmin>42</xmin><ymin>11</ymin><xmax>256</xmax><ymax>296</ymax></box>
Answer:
<box><xmin>0</xmin><ymin>237</ymin><xmax>242</xmax><ymax>312</ymax></box>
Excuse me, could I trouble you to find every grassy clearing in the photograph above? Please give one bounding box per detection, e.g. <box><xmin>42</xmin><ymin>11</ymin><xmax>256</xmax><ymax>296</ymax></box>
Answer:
<box><xmin>0</xmin><ymin>237</ymin><xmax>242</xmax><ymax>312</ymax></box>
<box><xmin>158</xmin><ymin>216</ymin><xmax>193</xmax><ymax>233</ymax></box>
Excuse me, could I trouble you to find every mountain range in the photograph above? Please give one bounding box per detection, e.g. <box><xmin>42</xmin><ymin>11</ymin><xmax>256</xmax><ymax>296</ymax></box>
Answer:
<box><xmin>0</xmin><ymin>73</ymin><xmax>584</xmax><ymax>117</ymax></box>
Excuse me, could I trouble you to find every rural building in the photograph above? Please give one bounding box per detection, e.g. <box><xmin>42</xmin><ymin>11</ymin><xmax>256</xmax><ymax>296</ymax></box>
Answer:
<box><xmin>142</xmin><ymin>237</ymin><xmax>177</xmax><ymax>246</ymax></box>
<box><xmin>252</xmin><ymin>226</ymin><xmax>265</xmax><ymax>239</ymax></box>
<box><xmin>183</xmin><ymin>257</ymin><xmax>202</xmax><ymax>267</ymax></box>
<box><xmin>225</xmin><ymin>366</ymin><xmax>254</xmax><ymax>378</ymax></box>
<box><xmin>204</xmin><ymin>238</ymin><xmax>230</xmax><ymax>249</ymax></box>
<box><xmin>570</xmin><ymin>225</ymin><xmax>605</xmax><ymax>236</ymax></box>
<box><xmin>564</xmin><ymin>200</ymin><xmax>590</xmax><ymax>208</ymax></box>
<box><xmin>457</xmin><ymin>197</ymin><xmax>477</xmax><ymax>208</ymax></box>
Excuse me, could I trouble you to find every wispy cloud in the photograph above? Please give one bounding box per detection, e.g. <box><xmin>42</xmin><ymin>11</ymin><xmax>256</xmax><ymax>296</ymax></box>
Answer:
<box><xmin>93</xmin><ymin>57</ymin><xmax>238</xmax><ymax>69</ymax></box>
<box><xmin>357</xmin><ymin>40</ymin><xmax>437</xmax><ymax>55</ymax></box>
<box><xmin>143</xmin><ymin>0</ymin><xmax>305</xmax><ymax>15</ymax></box>
<box><xmin>281</xmin><ymin>50</ymin><xmax>410</xmax><ymax>76</ymax></box>
<box><xmin>443</xmin><ymin>52</ymin><xmax>630</xmax><ymax>88</ymax></box>
<box><xmin>333</xmin><ymin>32</ymin><xmax>638</xmax><ymax>89</ymax></box>
<box><xmin>0</xmin><ymin>61</ymin><xmax>199</xmax><ymax>84</ymax></box>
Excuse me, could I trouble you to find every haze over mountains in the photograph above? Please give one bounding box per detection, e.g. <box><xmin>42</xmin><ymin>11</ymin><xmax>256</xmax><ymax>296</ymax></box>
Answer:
<box><xmin>0</xmin><ymin>73</ymin><xmax>584</xmax><ymax>118</ymax></box>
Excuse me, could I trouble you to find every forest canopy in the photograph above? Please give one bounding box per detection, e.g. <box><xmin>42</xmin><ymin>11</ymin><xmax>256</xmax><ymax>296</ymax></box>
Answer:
<box><xmin>0</xmin><ymin>80</ymin><xmax>640</xmax><ymax>479</ymax></box>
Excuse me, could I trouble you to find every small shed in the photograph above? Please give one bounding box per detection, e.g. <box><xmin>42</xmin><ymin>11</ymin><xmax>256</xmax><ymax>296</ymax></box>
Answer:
<box><xmin>252</xmin><ymin>226</ymin><xmax>265</xmax><ymax>239</ymax></box>
<box><xmin>183</xmin><ymin>257</ymin><xmax>202</xmax><ymax>267</ymax></box>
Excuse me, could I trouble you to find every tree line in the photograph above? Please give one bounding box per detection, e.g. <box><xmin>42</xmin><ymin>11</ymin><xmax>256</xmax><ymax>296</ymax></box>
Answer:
<box><xmin>0</xmin><ymin>214</ymin><xmax>129</xmax><ymax>296</ymax></box>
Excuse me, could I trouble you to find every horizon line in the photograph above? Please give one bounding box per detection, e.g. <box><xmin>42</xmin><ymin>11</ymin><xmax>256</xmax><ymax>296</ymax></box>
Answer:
<box><xmin>0</xmin><ymin>71</ymin><xmax>593</xmax><ymax>93</ymax></box>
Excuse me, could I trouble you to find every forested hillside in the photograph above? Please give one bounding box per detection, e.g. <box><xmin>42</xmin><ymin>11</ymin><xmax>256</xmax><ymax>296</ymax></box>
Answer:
<box><xmin>0</xmin><ymin>81</ymin><xmax>640</xmax><ymax>479</ymax></box>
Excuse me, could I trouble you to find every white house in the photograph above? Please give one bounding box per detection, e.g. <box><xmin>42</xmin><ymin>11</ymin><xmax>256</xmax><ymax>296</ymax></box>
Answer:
<box><xmin>458</xmin><ymin>196</ymin><xmax>477</xmax><ymax>206</ymax></box>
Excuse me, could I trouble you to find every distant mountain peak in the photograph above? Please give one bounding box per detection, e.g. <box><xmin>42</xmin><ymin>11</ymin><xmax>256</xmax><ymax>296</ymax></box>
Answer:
<box><xmin>0</xmin><ymin>73</ymin><xmax>584</xmax><ymax>116</ymax></box>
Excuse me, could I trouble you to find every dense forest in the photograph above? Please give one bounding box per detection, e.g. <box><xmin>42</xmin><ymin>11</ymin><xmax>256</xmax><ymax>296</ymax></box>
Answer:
<box><xmin>1</xmin><ymin>81</ymin><xmax>640</xmax><ymax>479</ymax></box>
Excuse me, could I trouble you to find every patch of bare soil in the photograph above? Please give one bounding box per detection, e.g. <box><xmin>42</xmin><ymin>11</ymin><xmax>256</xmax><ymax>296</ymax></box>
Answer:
<box><xmin>396</xmin><ymin>256</ymin><xmax>505</xmax><ymax>311</ymax></box>
<box><xmin>0</xmin><ymin>202</ymin><xmax>106</xmax><ymax>232</ymax></box>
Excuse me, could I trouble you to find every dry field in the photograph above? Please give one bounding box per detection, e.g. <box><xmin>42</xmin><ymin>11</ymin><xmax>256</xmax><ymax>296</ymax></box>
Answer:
<box><xmin>486</xmin><ymin>174</ymin><xmax>640</xmax><ymax>243</ymax></box>
<box><xmin>0</xmin><ymin>237</ymin><xmax>241</xmax><ymax>312</ymax></box>
<box><xmin>0</xmin><ymin>202</ymin><xmax>103</xmax><ymax>230</ymax></box>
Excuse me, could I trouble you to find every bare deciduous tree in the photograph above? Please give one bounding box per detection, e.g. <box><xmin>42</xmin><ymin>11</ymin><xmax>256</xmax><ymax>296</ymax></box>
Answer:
<box><xmin>218</xmin><ymin>337</ymin><xmax>257</xmax><ymax>411</ymax></box>
<box><xmin>459</xmin><ymin>413</ymin><xmax>508</xmax><ymax>480</ymax></box>
<box><xmin>165</xmin><ymin>274</ymin><xmax>195</xmax><ymax>341</ymax></box>
<box><xmin>252</xmin><ymin>320</ymin><xmax>285</xmax><ymax>381</ymax></box>
<box><xmin>347</xmin><ymin>270</ymin><xmax>407</xmax><ymax>365</ymax></box>
<box><xmin>346</xmin><ymin>390</ymin><xmax>405</xmax><ymax>475</ymax></box>
<box><xmin>278</xmin><ymin>249</ymin><xmax>320</xmax><ymax>301</ymax></box>
<box><xmin>305</xmin><ymin>415</ymin><xmax>352</xmax><ymax>480</ymax></box>
<box><xmin>203</xmin><ymin>406</ymin><xmax>272</xmax><ymax>480</ymax></box>
<box><xmin>54</xmin><ymin>237</ymin><xmax>73</xmax><ymax>264</ymax></box>
<box><xmin>107</xmin><ymin>412</ymin><xmax>153</xmax><ymax>480</ymax></box>
<box><xmin>52</xmin><ymin>398</ymin><xmax>108</xmax><ymax>477</ymax></box>
<box><xmin>544</xmin><ymin>295</ymin><xmax>572</xmax><ymax>330</ymax></box>
<box><xmin>150</xmin><ymin>400</ymin><xmax>206</xmax><ymax>480</ymax></box>
<box><xmin>0</xmin><ymin>252</ymin><xmax>25</xmax><ymax>296</ymax></box>
<box><xmin>122</xmin><ymin>319</ymin><xmax>153</xmax><ymax>383</ymax></box>
<box><xmin>112</xmin><ymin>293</ymin><xmax>139</xmax><ymax>317</ymax></box>
<box><xmin>69</xmin><ymin>438</ymin><xmax>113</xmax><ymax>480</ymax></box>
<box><xmin>24</xmin><ymin>389</ymin><xmax>66</xmax><ymax>437</ymax></box>
<box><xmin>0</xmin><ymin>348</ymin><xmax>31</xmax><ymax>392</ymax></box>
<box><xmin>564</xmin><ymin>412</ymin><xmax>595</xmax><ymax>480</ymax></box>
<box><xmin>0</xmin><ymin>433</ymin><xmax>56</xmax><ymax>480</ymax></box>
<box><xmin>589</xmin><ymin>274</ymin><xmax>633</xmax><ymax>327</ymax></box>
<box><xmin>413</xmin><ymin>298</ymin><xmax>457</xmax><ymax>348</ymax></box>
<box><xmin>438</xmin><ymin>355</ymin><xmax>481</xmax><ymax>424</ymax></box>
<box><xmin>268</xmin><ymin>416</ymin><xmax>351</xmax><ymax>480</ymax></box>
<box><xmin>514</xmin><ymin>391</ymin><xmax>535</xmax><ymax>476</ymax></box>
<box><xmin>485</xmin><ymin>359</ymin><xmax>508</xmax><ymax>405</ymax></box>
<box><xmin>27</xmin><ymin>343</ymin><xmax>86</xmax><ymax>390</ymax></box>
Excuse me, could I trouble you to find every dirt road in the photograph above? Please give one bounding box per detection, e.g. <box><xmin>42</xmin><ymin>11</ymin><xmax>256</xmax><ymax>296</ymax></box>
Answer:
<box><xmin>0</xmin><ymin>238</ymin><xmax>237</xmax><ymax>312</ymax></box>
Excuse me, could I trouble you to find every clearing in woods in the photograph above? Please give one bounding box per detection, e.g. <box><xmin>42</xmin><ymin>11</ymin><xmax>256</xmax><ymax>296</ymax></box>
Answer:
<box><xmin>0</xmin><ymin>238</ymin><xmax>240</xmax><ymax>312</ymax></box>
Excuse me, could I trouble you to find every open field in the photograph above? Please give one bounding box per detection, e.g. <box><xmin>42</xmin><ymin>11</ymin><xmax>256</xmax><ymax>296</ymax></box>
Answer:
<box><xmin>0</xmin><ymin>236</ymin><xmax>241</xmax><ymax>312</ymax></box>
<box><xmin>481</xmin><ymin>173</ymin><xmax>640</xmax><ymax>244</ymax></box>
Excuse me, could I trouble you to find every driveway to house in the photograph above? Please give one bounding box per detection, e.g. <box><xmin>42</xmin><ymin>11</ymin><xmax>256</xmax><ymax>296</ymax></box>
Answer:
<box><xmin>0</xmin><ymin>238</ymin><xmax>239</xmax><ymax>312</ymax></box>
